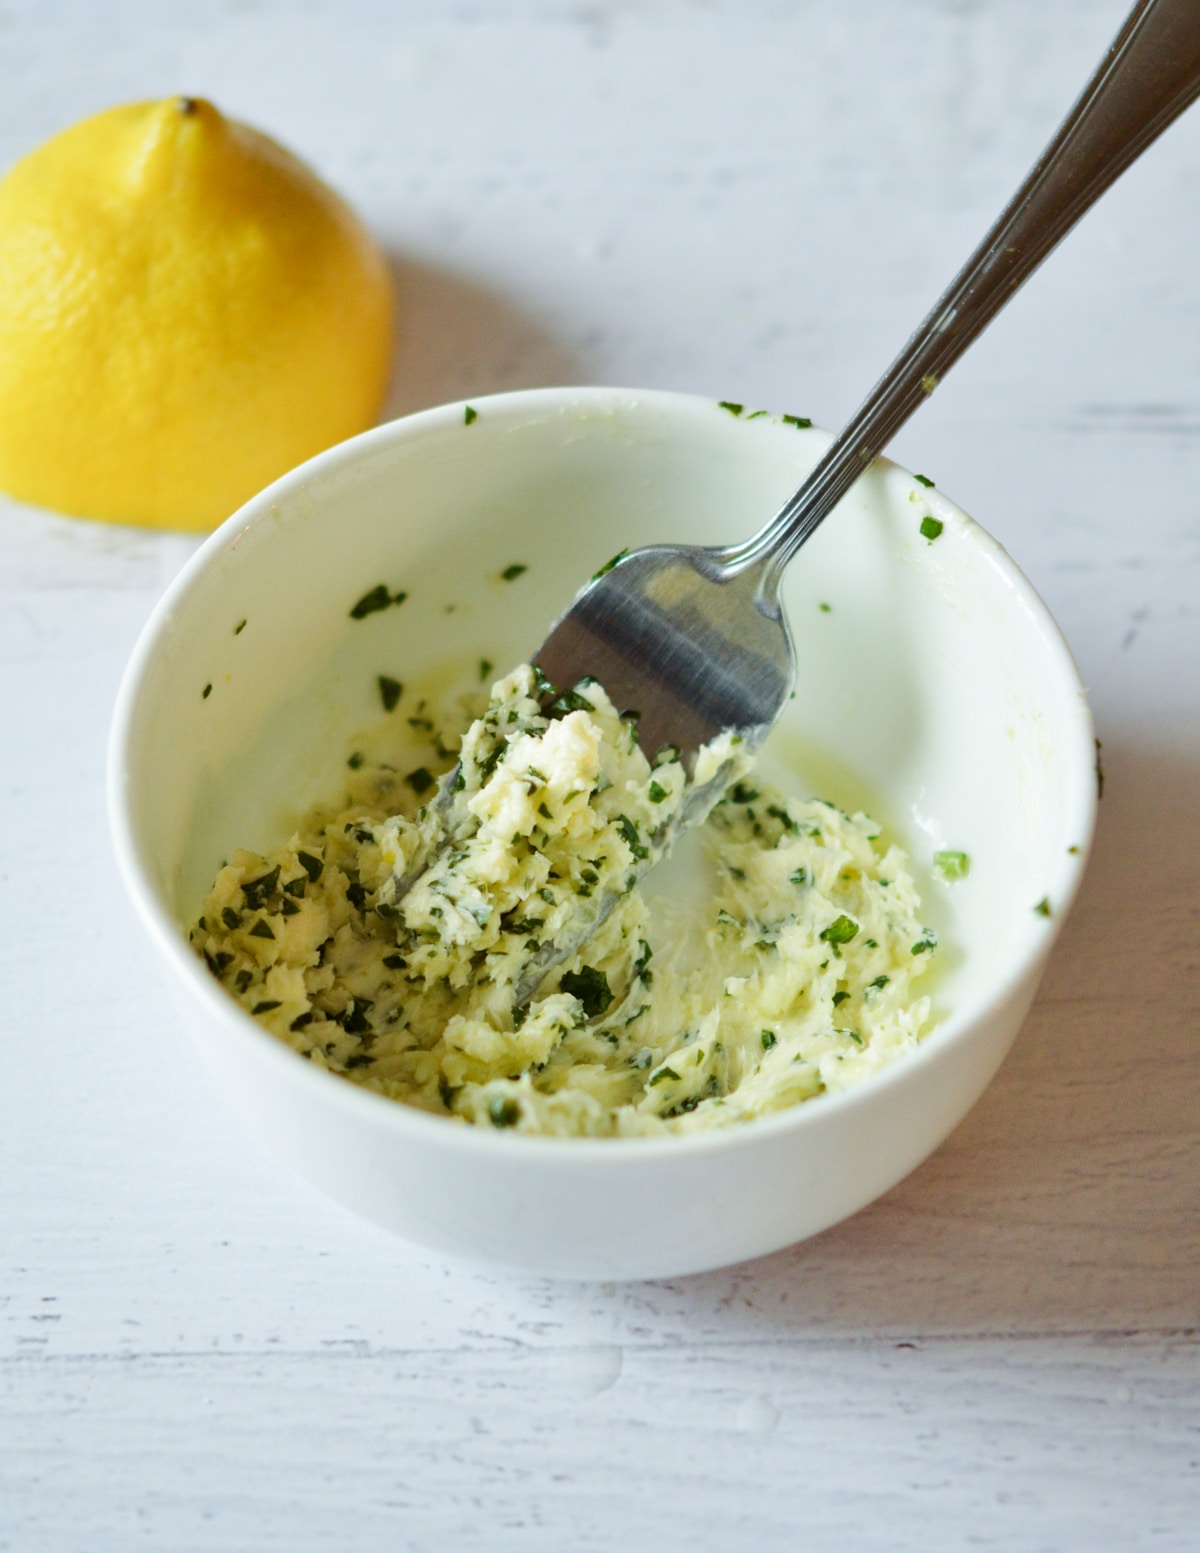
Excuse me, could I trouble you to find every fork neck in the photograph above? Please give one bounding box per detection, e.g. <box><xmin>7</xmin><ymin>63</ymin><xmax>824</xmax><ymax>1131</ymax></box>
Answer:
<box><xmin>715</xmin><ymin>434</ymin><xmax>876</xmax><ymax>601</ymax></box>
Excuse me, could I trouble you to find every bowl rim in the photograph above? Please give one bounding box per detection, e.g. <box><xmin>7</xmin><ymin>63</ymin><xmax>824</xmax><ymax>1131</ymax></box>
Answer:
<box><xmin>108</xmin><ymin>383</ymin><xmax>1099</xmax><ymax>1164</ymax></box>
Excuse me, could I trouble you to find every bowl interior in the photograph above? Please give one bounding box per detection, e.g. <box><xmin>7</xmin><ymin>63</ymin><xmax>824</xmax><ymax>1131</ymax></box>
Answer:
<box><xmin>119</xmin><ymin>388</ymin><xmax>1095</xmax><ymax>1050</ymax></box>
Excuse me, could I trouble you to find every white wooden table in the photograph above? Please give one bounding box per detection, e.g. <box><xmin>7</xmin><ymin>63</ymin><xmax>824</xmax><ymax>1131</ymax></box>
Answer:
<box><xmin>2</xmin><ymin>2</ymin><xmax>1197</xmax><ymax>1547</ymax></box>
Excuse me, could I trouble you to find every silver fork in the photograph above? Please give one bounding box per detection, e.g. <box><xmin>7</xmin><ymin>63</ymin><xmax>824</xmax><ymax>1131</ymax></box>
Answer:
<box><xmin>534</xmin><ymin>0</ymin><xmax>1200</xmax><ymax>768</ymax></box>
<box><xmin>400</xmin><ymin>0</ymin><xmax>1200</xmax><ymax>1005</ymax></box>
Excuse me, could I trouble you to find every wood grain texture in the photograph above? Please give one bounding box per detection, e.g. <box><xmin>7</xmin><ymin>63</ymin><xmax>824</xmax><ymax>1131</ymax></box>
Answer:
<box><xmin>2</xmin><ymin>1337</ymin><xmax>1196</xmax><ymax>1551</ymax></box>
<box><xmin>1</xmin><ymin>1</ymin><xmax>1197</xmax><ymax>1548</ymax></box>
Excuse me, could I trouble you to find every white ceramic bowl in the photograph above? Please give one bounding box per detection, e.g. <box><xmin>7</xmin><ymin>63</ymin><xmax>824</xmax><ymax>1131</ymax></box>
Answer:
<box><xmin>109</xmin><ymin>387</ymin><xmax>1096</xmax><ymax>1280</ymax></box>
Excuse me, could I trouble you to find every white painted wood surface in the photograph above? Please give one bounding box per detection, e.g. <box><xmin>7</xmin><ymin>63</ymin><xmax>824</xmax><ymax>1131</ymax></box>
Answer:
<box><xmin>1</xmin><ymin>1</ymin><xmax>1197</xmax><ymax>1547</ymax></box>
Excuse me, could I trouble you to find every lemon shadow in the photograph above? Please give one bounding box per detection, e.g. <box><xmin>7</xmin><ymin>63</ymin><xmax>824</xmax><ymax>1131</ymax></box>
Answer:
<box><xmin>379</xmin><ymin>251</ymin><xmax>583</xmax><ymax>421</ymax></box>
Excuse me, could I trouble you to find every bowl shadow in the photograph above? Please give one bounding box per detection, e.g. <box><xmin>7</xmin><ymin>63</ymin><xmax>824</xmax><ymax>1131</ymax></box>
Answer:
<box><xmin>380</xmin><ymin>251</ymin><xmax>583</xmax><ymax>421</ymax></box>
<box><xmin>571</xmin><ymin>737</ymin><xmax>1200</xmax><ymax>1335</ymax></box>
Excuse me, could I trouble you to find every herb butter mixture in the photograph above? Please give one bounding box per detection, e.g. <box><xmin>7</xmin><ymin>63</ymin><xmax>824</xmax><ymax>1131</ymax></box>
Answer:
<box><xmin>191</xmin><ymin>666</ymin><xmax>936</xmax><ymax>1137</ymax></box>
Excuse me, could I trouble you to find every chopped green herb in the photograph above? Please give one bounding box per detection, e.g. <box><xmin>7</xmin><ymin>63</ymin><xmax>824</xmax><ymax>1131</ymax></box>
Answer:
<box><xmin>202</xmin><ymin>683</ymin><xmax>212</xmax><ymax>699</ymax></box>
<box><xmin>537</xmin><ymin>802</ymin><xmax>552</xmax><ymax>819</ymax></box>
<box><xmin>488</xmin><ymin>1096</ymin><xmax>521</xmax><ymax>1127</ymax></box>
<box><xmin>221</xmin><ymin>907</ymin><xmax>242</xmax><ymax>930</ymax></box>
<box><xmin>344</xmin><ymin>1053</ymin><xmax>372</xmax><ymax>1069</ymax></box>
<box><xmin>545</xmin><ymin>686</ymin><xmax>595</xmax><ymax>719</ymax></box>
<box><xmin>782</xmin><ymin>414</ymin><xmax>813</xmax><ymax>429</ymax></box>
<box><xmin>283</xmin><ymin>876</ymin><xmax>307</xmax><ymax>898</ymax></box>
<box><xmin>290</xmin><ymin>1012</ymin><xmax>314</xmax><ymax>1032</ymax></box>
<box><xmin>279</xmin><ymin>897</ymin><xmax>300</xmax><ymax>917</ymax></box>
<box><xmin>559</xmin><ymin>966</ymin><xmax>614</xmax><ymax>1020</ymax></box>
<box><xmin>297</xmin><ymin>851</ymin><xmax>324</xmax><ymax>883</ymax></box>
<box><xmin>819</xmin><ymin>601</ymin><xmax>831</xmax><ymax>612</ymax></box>
<box><xmin>241</xmin><ymin>866</ymin><xmax>280</xmax><ymax>909</ymax></box>
<box><xmin>934</xmin><ymin>849</ymin><xmax>970</xmax><ymax>880</ymax></box>
<box><xmin>920</xmin><ymin>515</ymin><xmax>944</xmax><ymax>542</ymax></box>
<box><xmin>790</xmin><ymin>867</ymin><xmax>813</xmax><ymax>887</ymax></box>
<box><xmin>662</xmin><ymin>1076</ymin><xmax>720</xmax><ymax>1118</ymax></box>
<box><xmin>382</xmin><ymin>953</ymin><xmax>406</xmax><ymax>970</ymax></box>
<box><xmin>648</xmin><ymin>1067</ymin><xmax>681</xmax><ymax>1086</ymax></box>
<box><xmin>406</xmin><ymin>767</ymin><xmax>434</xmax><ymax>795</ymax></box>
<box><xmin>464</xmin><ymin>405</ymin><xmax>478</xmax><ymax>425</ymax></box>
<box><xmin>616</xmin><ymin>814</ymin><xmax>648</xmax><ymax>861</ymax></box>
<box><xmin>347</xmin><ymin>752</ymin><xmax>364</xmax><ymax>770</ymax></box>
<box><xmin>648</xmin><ymin>780</ymin><xmax>668</xmax><ymax>804</ymax></box>
<box><xmin>911</xmin><ymin>929</ymin><xmax>938</xmax><ymax>955</ymax></box>
<box><xmin>592</xmin><ymin>548</ymin><xmax>630</xmax><ymax>580</ymax></box>
<box><xmin>820</xmin><ymin>914</ymin><xmax>860</xmax><ymax>946</ymax></box>
<box><xmin>349</xmin><ymin>583</ymin><xmax>393</xmax><ymax>619</ymax></box>
<box><xmin>1034</xmin><ymin>896</ymin><xmax>1053</xmax><ymax>917</ymax></box>
<box><xmin>479</xmin><ymin>658</ymin><xmax>493</xmax><ymax>683</ymax></box>
<box><xmin>234</xmin><ymin>619</ymin><xmax>247</xmax><ymax>635</ymax></box>
<box><xmin>341</xmin><ymin>997</ymin><xmax>373</xmax><ymax>1034</ymax></box>
<box><xmin>914</xmin><ymin>473</ymin><xmax>935</xmax><ymax>489</ymax></box>
<box><xmin>252</xmin><ymin>1000</ymin><xmax>282</xmax><ymax>1015</ymax></box>
<box><xmin>832</xmin><ymin>990</ymin><xmax>850</xmax><ymax>1006</ymax></box>
<box><xmin>745</xmin><ymin>409</ymin><xmax>767</xmax><ymax>419</ymax></box>
<box><xmin>730</xmin><ymin>782</ymin><xmax>761</xmax><ymax>805</ymax></box>
<box><xmin>500</xmin><ymin>563</ymin><xmax>528</xmax><ymax>582</ymax></box>
<box><xmin>378</xmin><ymin>675</ymin><xmax>403</xmax><ymax>712</ymax></box>
<box><xmin>249</xmin><ymin>920</ymin><xmax>275</xmax><ymax>940</ymax></box>
<box><xmin>760</xmin><ymin>1029</ymin><xmax>777</xmax><ymax>1050</ymax></box>
<box><xmin>864</xmin><ymin>938</ymin><xmax>878</xmax><ymax>949</ymax></box>
<box><xmin>718</xmin><ymin>400</ymin><xmax>744</xmax><ymax>416</ymax></box>
<box><xmin>869</xmin><ymin>975</ymin><xmax>890</xmax><ymax>991</ymax></box>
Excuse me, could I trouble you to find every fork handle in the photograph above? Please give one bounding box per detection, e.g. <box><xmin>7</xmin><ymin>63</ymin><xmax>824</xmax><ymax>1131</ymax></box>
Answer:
<box><xmin>733</xmin><ymin>0</ymin><xmax>1200</xmax><ymax>584</ymax></box>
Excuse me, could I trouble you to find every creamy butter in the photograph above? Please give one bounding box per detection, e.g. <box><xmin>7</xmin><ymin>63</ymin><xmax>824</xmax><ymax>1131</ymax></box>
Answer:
<box><xmin>191</xmin><ymin>667</ymin><xmax>936</xmax><ymax>1136</ymax></box>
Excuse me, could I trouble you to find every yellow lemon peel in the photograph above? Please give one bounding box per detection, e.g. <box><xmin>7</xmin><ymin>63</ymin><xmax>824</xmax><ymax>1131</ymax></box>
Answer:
<box><xmin>0</xmin><ymin>96</ymin><xmax>394</xmax><ymax>530</ymax></box>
